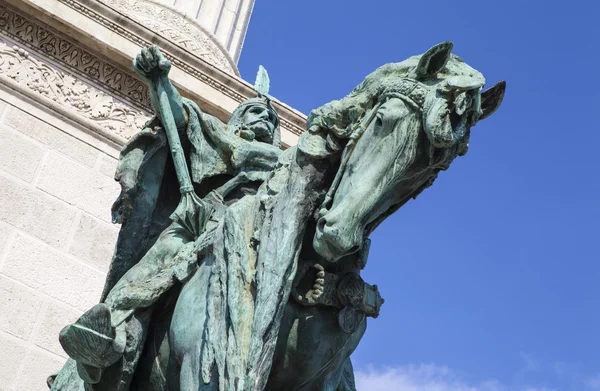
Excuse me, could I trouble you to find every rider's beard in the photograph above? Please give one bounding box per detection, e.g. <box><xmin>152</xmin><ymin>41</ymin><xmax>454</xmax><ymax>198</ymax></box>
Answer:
<box><xmin>245</xmin><ymin>120</ymin><xmax>274</xmax><ymax>143</ymax></box>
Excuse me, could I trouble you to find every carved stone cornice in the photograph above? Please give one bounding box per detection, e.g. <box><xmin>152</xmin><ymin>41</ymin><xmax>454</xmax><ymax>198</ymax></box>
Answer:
<box><xmin>0</xmin><ymin>3</ymin><xmax>151</xmax><ymax>140</ymax></box>
<box><xmin>0</xmin><ymin>4</ymin><xmax>151</xmax><ymax>111</ymax></box>
<box><xmin>42</xmin><ymin>0</ymin><xmax>307</xmax><ymax>137</ymax></box>
<box><xmin>0</xmin><ymin>36</ymin><xmax>150</xmax><ymax>140</ymax></box>
<box><xmin>0</xmin><ymin>0</ymin><xmax>306</xmax><ymax>145</ymax></box>
<box><xmin>99</xmin><ymin>0</ymin><xmax>237</xmax><ymax>75</ymax></box>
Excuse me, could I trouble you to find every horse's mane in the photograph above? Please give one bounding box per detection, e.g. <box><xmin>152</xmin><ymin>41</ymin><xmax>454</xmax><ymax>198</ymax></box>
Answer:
<box><xmin>307</xmin><ymin>54</ymin><xmax>485</xmax><ymax>139</ymax></box>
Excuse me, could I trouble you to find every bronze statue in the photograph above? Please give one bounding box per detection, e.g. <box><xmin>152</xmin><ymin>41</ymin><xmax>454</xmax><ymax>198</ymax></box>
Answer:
<box><xmin>49</xmin><ymin>41</ymin><xmax>505</xmax><ymax>391</ymax></box>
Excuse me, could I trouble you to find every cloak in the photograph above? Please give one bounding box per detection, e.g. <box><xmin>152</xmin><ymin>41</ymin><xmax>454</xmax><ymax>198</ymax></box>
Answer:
<box><xmin>101</xmin><ymin>98</ymin><xmax>236</xmax><ymax>302</ymax></box>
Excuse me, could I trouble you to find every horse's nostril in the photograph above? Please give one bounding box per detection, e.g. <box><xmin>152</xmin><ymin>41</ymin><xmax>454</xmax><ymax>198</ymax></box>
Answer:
<box><xmin>316</xmin><ymin>218</ymin><xmax>326</xmax><ymax>234</ymax></box>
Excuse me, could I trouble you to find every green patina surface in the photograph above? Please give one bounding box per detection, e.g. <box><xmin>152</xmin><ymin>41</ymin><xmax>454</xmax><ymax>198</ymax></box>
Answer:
<box><xmin>48</xmin><ymin>42</ymin><xmax>505</xmax><ymax>391</ymax></box>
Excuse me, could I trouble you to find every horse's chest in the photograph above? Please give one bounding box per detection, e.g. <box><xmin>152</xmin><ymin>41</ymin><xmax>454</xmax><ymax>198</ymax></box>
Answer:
<box><xmin>268</xmin><ymin>300</ymin><xmax>365</xmax><ymax>388</ymax></box>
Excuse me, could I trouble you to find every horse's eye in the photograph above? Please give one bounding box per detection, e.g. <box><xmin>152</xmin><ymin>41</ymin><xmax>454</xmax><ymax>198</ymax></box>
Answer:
<box><xmin>375</xmin><ymin>114</ymin><xmax>383</xmax><ymax>127</ymax></box>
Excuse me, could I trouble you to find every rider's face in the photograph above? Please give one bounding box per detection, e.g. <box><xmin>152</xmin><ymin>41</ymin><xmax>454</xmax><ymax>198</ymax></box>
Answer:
<box><xmin>242</xmin><ymin>105</ymin><xmax>277</xmax><ymax>143</ymax></box>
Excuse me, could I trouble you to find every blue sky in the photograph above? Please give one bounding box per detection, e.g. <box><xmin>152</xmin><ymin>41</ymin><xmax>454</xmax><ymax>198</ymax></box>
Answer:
<box><xmin>238</xmin><ymin>1</ymin><xmax>599</xmax><ymax>390</ymax></box>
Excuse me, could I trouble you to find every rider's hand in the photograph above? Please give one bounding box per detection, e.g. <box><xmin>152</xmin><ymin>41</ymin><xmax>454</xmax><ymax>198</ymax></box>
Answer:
<box><xmin>133</xmin><ymin>45</ymin><xmax>188</xmax><ymax>128</ymax></box>
<box><xmin>133</xmin><ymin>45</ymin><xmax>171</xmax><ymax>83</ymax></box>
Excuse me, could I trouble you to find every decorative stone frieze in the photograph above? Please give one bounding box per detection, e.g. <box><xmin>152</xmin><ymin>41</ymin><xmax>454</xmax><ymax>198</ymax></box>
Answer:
<box><xmin>0</xmin><ymin>0</ymin><xmax>305</xmax><ymax>144</ymax></box>
<box><xmin>99</xmin><ymin>0</ymin><xmax>237</xmax><ymax>75</ymax></box>
<box><xmin>0</xmin><ymin>4</ymin><xmax>151</xmax><ymax>139</ymax></box>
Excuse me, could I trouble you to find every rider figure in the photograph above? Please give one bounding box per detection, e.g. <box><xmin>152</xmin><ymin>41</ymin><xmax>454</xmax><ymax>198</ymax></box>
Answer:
<box><xmin>54</xmin><ymin>46</ymin><xmax>282</xmax><ymax>387</ymax></box>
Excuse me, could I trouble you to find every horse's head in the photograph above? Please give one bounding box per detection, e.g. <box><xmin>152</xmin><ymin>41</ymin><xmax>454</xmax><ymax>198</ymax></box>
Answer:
<box><xmin>310</xmin><ymin>41</ymin><xmax>505</xmax><ymax>262</ymax></box>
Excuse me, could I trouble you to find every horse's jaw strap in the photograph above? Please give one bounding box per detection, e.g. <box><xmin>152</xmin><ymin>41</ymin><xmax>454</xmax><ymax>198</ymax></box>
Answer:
<box><xmin>380</xmin><ymin>78</ymin><xmax>429</xmax><ymax>111</ymax></box>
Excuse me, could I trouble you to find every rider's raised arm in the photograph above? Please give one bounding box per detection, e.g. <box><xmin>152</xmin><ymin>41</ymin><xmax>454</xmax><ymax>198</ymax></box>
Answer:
<box><xmin>159</xmin><ymin>78</ymin><xmax>187</xmax><ymax>130</ymax></box>
<box><xmin>133</xmin><ymin>46</ymin><xmax>188</xmax><ymax>130</ymax></box>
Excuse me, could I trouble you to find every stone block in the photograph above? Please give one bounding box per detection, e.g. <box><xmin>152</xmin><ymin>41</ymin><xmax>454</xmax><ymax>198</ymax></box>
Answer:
<box><xmin>1</xmin><ymin>234</ymin><xmax>105</xmax><ymax>311</ymax></box>
<box><xmin>36</xmin><ymin>152</ymin><xmax>120</xmax><ymax>223</ymax></box>
<box><xmin>0</xmin><ymin>126</ymin><xmax>45</xmax><ymax>182</ymax></box>
<box><xmin>98</xmin><ymin>153</ymin><xmax>118</xmax><ymax>179</ymax></box>
<box><xmin>0</xmin><ymin>276</ymin><xmax>43</xmax><ymax>340</ymax></box>
<box><xmin>69</xmin><ymin>214</ymin><xmax>118</xmax><ymax>270</ymax></box>
<box><xmin>14</xmin><ymin>349</ymin><xmax>65</xmax><ymax>391</ymax></box>
<box><xmin>4</xmin><ymin>106</ymin><xmax>98</xmax><ymax>167</ymax></box>
<box><xmin>33</xmin><ymin>301</ymin><xmax>81</xmax><ymax>357</ymax></box>
<box><xmin>0</xmin><ymin>222</ymin><xmax>13</xmax><ymax>253</ymax></box>
<box><xmin>0</xmin><ymin>333</ymin><xmax>28</xmax><ymax>389</ymax></box>
<box><xmin>0</xmin><ymin>174</ymin><xmax>76</xmax><ymax>248</ymax></box>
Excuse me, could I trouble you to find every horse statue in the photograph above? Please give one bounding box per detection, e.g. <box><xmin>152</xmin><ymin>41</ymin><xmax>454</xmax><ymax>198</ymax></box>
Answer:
<box><xmin>48</xmin><ymin>41</ymin><xmax>505</xmax><ymax>391</ymax></box>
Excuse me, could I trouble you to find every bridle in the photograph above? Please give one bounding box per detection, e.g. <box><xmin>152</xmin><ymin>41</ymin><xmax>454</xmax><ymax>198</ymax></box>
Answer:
<box><xmin>317</xmin><ymin>78</ymin><xmax>430</xmax><ymax>218</ymax></box>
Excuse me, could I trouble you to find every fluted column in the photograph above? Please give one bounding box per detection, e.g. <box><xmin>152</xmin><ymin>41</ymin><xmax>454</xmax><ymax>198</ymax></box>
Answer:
<box><xmin>157</xmin><ymin>0</ymin><xmax>255</xmax><ymax>63</ymax></box>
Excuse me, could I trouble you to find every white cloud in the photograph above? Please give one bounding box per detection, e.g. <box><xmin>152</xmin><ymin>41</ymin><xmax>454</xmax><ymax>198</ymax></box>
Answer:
<box><xmin>354</xmin><ymin>364</ymin><xmax>556</xmax><ymax>391</ymax></box>
<box><xmin>584</xmin><ymin>374</ymin><xmax>600</xmax><ymax>391</ymax></box>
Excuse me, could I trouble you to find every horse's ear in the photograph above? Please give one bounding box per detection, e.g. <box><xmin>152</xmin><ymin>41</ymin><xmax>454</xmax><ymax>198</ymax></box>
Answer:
<box><xmin>479</xmin><ymin>81</ymin><xmax>506</xmax><ymax>121</ymax></box>
<box><xmin>415</xmin><ymin>41</ymin><xmax>453</xmax><ymax>80</ymax></box>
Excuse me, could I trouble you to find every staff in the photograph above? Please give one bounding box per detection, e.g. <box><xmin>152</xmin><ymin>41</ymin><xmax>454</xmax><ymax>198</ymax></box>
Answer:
<box><xmin>134</xmin><ymin>45</ymin><xmax>206</xmax><ymax>237</ymax></box>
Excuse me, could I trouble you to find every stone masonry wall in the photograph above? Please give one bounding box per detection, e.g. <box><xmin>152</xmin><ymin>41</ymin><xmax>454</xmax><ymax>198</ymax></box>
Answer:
<box><xmin>0</xmin><ymin>88</ymin><xmax>121</xmax><ymax>390</ymax></box>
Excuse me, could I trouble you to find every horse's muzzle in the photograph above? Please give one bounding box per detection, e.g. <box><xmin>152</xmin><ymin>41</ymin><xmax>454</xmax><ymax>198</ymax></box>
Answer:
<box><xmin>313</xmin><ymin>216</ymin><xmax>362</xmax><ymax>262</ymax></box>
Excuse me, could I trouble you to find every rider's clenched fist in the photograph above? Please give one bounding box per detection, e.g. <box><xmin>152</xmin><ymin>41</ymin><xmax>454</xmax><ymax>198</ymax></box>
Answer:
<box><xmin>133</xmin><ymin>45</ymin><xmax>171</xmax><ymax>82</ymax></box>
